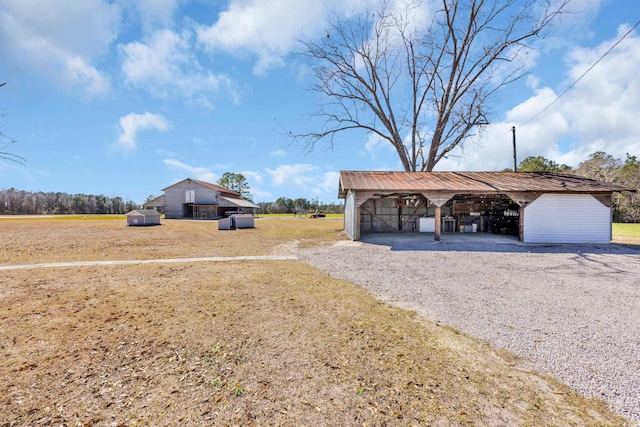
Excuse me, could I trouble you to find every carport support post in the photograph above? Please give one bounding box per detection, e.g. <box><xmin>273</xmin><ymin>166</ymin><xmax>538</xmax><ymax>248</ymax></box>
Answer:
<box><xmin>434</xmin><ymin>205</ymin><xmax>442</xmax><ymax>241</ymax></box>
<box><xmin>422</xmin><ymin>193</ymin><xmax>455</xmax><ymax>241</ymax></box>
<box><xmin>506</xmin><ymin>192</ymin><xmax>541</xmax><ymax>242</ymax></box>
<box><xmin>354</xmin><ymin>192</ymin><xmax>376</xmax><ymax>241</ymax></box>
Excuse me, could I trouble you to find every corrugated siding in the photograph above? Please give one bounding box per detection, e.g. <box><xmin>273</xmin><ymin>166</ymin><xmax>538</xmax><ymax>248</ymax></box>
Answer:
<box><xmin>194</xmin><ymin>187</ymin><xmax>218</xmax><ymax>204</ymax></box>
<box><xmin>524</xmin><ymin>194</ymin><xmax>611</xmax><ymax>243</ymax></box>
<box><xmin>164</xmin><ymin>184</ymin><xmax>186</xmax><ymax>218</ymax></box>
<box><xmin>344</xmin><ymin>191</ymin><xmax>356</xmax><ymax>240</ymax></box>
<box><xmin>164</xmin><ymin>180</ymin><xmax>221</xmax><ymax>218</ymax></box>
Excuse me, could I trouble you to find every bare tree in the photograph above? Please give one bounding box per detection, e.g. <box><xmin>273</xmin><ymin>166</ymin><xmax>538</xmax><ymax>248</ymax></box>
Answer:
<box><xmin>1</xmin><ymin>82</ymin><xmax>25</xmax><ymax>165</ymax></box>
<box><xmin>297</xmin><ymin>0</ymin><xmax>570</xmax><ymax>171</ymax></box>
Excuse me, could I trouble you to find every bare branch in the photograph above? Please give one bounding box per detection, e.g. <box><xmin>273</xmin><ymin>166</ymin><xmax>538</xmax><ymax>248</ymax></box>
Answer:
<box><xmin>295</xmin><ymin>0</ymin><xmax>570</xmax><ymax>171</ymax></box>
<box><xmin>1</xmin><ymin>82</ymin><xmax>25</xmax><ymax>165</ymax></box>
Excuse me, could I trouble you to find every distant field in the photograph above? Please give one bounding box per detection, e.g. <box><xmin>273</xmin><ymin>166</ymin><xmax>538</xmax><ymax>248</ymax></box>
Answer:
<box><xmin>0</xmin><ymin>213</ymin><xmax>345</xmax><ymax>221</ymax></box>
<box><xmin>259</xmin><ymin>213</ymin><xmax>344</xmax><ymax>218</ymax></box>
<box><xmin>612</xmin><ymin>222</ymin><xmax>640</xmax><ymax>244</ymax></box>
<box><xmin>613</xmin><ymin>222</ymin><xmax>640</xmax><ymax>237</ymax></box>
<box><xmin>0</xmin><ymin>214</ymin><xmax>126</xmax><ymax>221</ymax></box>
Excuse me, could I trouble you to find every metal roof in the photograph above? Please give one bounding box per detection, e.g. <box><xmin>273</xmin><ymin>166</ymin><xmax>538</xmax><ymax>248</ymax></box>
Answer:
<box><xmin>338</xmin><ymin>171</ymin><xmax>631</xmax><ymax>197</ymax></box>
<box><xmin>218</xmin><ymin>196</ymin><xmax>259</xmax><ymax>209</ymax></box>
<box><xmin>126</xmin><ymin>209</ymin><xmax>161</xmax><ymax>216</ymax></box>
<box><xmin>162</xmin><ymin>178</ymin><xmax>241</xmax><ymax>197</ymax></box>
<box><xmin>143</xmin><ymin>195</ymin><xmax>165</xmax><ymax>207</ymax></box>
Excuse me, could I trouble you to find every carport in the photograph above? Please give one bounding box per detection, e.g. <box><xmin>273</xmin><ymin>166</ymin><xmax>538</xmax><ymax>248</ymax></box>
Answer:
<box><xmin>339</xmin><ymin>171</ymin><xmax>632</xmax><ymax>244</ymax></box>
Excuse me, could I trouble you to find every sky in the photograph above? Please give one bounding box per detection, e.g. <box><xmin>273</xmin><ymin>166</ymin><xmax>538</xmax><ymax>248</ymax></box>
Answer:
<box><xmin>1</xmin><ymin>0</ymin><xmax>639</xmax><ymax>205</ymax></box>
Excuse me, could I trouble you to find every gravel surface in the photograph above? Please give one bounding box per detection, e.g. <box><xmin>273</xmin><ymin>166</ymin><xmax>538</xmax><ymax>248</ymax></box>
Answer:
<box><xmin>295</xmin><ymin>235</ymin><xmax>640</xmax><ymax>424</ymax></box>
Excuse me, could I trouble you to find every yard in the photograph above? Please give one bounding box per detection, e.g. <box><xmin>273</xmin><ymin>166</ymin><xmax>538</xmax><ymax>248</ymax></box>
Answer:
<box><xmin>0</xmin><ymin>217</ymin><xmax>633</xmax><ymax>425</ymax></box>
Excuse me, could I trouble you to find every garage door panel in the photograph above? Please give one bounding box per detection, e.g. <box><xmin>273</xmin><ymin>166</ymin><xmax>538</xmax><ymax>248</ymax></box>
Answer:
<box><xmin>524</xmin><ymin>194</ymin><xmax>610</xmax><ymax>244</ymax></box>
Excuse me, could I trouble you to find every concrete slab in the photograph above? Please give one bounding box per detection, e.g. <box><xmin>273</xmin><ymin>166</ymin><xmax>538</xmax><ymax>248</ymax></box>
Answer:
<box><xmin>359</xmin><ymin>231</ymin><xmax>521</xmax><ymax>251</ymax></box>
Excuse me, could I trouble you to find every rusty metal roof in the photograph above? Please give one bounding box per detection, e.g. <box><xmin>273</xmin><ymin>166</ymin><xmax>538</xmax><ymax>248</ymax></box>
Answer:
<box><xmin>163</xmin><ymin>178</ymin><xmax>241</xmax><ymax>197</ymax></box>
<box><xmin>193</xmin><ymin>179</ymin><xmax>241</xmax><ymax>197</ymax></box>
<box><xmin>338</xmin><ymin>171</ymin><xmax>632</xmax><ymax>197</ymax></box>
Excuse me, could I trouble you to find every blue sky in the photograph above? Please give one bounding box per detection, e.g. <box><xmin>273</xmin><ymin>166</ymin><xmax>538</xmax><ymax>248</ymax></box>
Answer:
<box><xmin>1</xmin><ymin>0</ymin><xmax>639</xmax><ymax>204</ymax></box>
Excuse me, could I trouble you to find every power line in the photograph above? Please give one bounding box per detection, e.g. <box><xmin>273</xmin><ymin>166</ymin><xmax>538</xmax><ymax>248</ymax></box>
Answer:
<box><xmin>477</xmin><ymin>19</ymin><xmax>640</xmax><ymax>149</ymax></box>
<box><xmin>520</xmin><ymin>19</ymin><xmax>640</xmax><ymax>127</ymax></box>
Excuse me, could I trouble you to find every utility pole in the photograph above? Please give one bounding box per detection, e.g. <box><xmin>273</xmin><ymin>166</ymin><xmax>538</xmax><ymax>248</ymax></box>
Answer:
<box><xmin>512</xmin><ymin>126</ymin><xmax>517</xmax><ymax>172</ymax></box>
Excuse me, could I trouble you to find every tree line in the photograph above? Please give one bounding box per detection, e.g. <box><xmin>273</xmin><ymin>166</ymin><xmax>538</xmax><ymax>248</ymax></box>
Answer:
<box><xmin>214</xmin><ymin>172</ymin><xmax>343</xmax><ymax>214</ymax></box>
<box><xmin>0</xmin><ymin>189</ymin><xmax>139</xmax><ymax>215</ymax></box>
<box><xmin>255</xmin><ymin>197</ymin><xmax>344</xmax><ymax>215</ymax></box>
<box><xmin>0</xmin><ymin>188</ymin><xmax>343</xmax><ymax>216</ymax></box>
<box><xmin>514</xmin><ymin>152</ymin><xmax>640</xmax><ymax>222</ymax></box>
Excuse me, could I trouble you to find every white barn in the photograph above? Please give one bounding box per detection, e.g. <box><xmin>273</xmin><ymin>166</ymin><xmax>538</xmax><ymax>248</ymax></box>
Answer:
<box><xmin>163</xmin><ymin>178</ymin><xmax>258</xmax><ymax>219</ymax></box>
<box><xmin>339</xmin><ymin>171</ymin><xmax>633</xmax><ymax>244</ymax></box>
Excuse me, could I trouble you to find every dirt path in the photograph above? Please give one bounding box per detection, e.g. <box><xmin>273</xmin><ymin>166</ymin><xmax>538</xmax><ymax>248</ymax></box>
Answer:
<box><xmin>0</xmin><ymin>255</ymin><xmax>298</xmax><ymax>271</ymax></box>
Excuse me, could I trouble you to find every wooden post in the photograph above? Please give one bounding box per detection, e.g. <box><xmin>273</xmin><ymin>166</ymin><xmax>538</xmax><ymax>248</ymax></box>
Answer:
<box><xmin>355</xmin><ymin>205</ymin><xmax>361</xmax><ymax>241</ymax></box>
<box><xmin>518</xmin><ymin>206</ymin><xmax>524</xmax><ymax>242</ymax></box>
<box><xmin>434</xmin><ymin>205</ymin><xmax>442</xmax><ymax>241</ymax></box>
<box><xmin>421</xmin><ymin>192</ymin><xmax>456</xmax><ymax>241</ymax></box>
<box><xmin>353</xmin><ymin>192</ymin><xmax>375</xmax><ymax>241</ymax></box>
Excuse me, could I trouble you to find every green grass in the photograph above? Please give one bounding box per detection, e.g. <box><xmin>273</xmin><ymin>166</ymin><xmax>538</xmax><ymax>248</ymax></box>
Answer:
<box><xmin>613</xmin><ymin>222</ymin><xmax>640</xmax><ymax>238</ymax></box>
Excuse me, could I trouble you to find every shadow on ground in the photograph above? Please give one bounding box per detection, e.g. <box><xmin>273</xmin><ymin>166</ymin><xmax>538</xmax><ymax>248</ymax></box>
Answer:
<box><xmin>357</xmin><ymin>232</ymin><xmax>640</xmax><ymax>254</ymax></box>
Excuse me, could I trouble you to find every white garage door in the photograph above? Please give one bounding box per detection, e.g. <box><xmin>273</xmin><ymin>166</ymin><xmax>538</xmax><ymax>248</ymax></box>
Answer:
<box><xmin>523</xmin><ymin>194</ymin><xmax>611</xmax><ymax>244</ymax></box>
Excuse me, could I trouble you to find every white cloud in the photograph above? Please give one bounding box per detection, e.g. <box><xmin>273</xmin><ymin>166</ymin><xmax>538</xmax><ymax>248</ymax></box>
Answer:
<box><xmin>545</xmin><ymin>26</ymin><xmax>640</xmax><ymax>164</ymax></box>
<box><xmin>116</xmin><ymin>112</ymin><xmax>172</xmax><ymax>152</ymax></box>
<box><xmin>265</xmin><ymin>163</ymin><xmax>317</xmax><ymax>186</ymax></box>
<box><xmin>270</xmin><ymin>149</ymin><xmax>288</xmax><ymax>157</ymax></box>
<box><xmin>130</xmin><ymin>0</ymin><xmax>180</xmax><ymax>29</ymax></box>
<box><xmin>316</xmin><ymin>171</ymin><xmax>340</xmax><ymax>197</ymax></box>
<box><xmin>263</xmin><ymin>163</ymin><xmax>339</xmax><ymax>200</ymax></box>
<box><xmin>119</xmin><ymin>29</ymin><xmax>235</xmax><ymax>102</ymax></box>
<box><xmin>240</xmin><ymin>170</ymin><xmax>264</xmax><ymax>185</ymax></box>
<box><xmin>362</xmin><ymin>132</ymin><xmax>394</xmax><ymax>158</ymax></box>
<box><xmin>436</xmin><ymin>26</ymin><xmax>640</xmax><ymax>172</ymax></box>
<box><xmin>253</xmin><ymin>189</ymin><xmax>275</xmax><ymax>202</ymax></box>
<box><xmin>197</xmin><ymin>0</ymin><xmax>331</xmax><ymax>75</ymax></box>
<box><xmin>163</xmin><ymin>159</ymin><xmax>219</xmax><ymax>183</ymax></box>
<box><xmin>0</xmin><ymin>0</ymin><xmax>119</xmax><ymax>96</ymax></box>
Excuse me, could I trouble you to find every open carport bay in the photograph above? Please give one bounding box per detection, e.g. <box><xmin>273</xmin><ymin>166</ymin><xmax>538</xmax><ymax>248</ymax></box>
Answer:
<box><xmin>295</xmin><ymin>238</ymin><xmax>640</xmax><ymax>423</ymax></box>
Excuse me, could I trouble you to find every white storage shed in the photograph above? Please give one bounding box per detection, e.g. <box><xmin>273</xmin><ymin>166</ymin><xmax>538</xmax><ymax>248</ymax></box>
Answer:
<box><xmin>126</xmin><ymin>209</ymin><xmax>162</xmax><ymax>226</ymax></box>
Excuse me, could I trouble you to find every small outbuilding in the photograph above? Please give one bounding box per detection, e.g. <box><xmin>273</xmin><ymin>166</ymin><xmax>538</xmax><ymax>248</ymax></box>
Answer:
<box><xmin>218</xmin><ymin>217</ymin><xmax>232</xmax><ymax>230</ymax></box>
<box><xmin>126</xmin><ymin>209</ymin><xmax>162</xmax><ymax>226</ymax></box>
<box><xmin>230</xmin><ymin>214</ymin><xmax>255</xmax><ymax>229</ymax></box>
<box><xmin>339</xmin><ymin>171</ymin><xmax>634</xmax><ymax>244</ymax></box>
<box><xmin>219</xmin><ymin>214</ymin><xmax>256</xmax><ymax>230</ymax></box>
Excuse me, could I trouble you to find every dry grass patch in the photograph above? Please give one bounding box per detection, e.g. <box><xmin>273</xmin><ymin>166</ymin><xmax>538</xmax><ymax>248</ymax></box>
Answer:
<box><xmin>0</xmin><ymin>217</ymin><xmax>344</xmax><ymax>265</ymax></box>
<box><xmin>0</xmin><ymin>218</ymin><xmax>630</xmax><ymax>426</ymax></box>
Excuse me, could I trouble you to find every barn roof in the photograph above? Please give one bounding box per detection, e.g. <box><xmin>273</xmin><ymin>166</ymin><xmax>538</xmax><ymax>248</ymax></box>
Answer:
<box><xmin>162</xmin><ymin>178</ymin><xmax>241</xmax><ymax>197</ymax></box>
<box><xmin>143</xmin><ymin>195</ymin><xmax>165</xmax><ymax>207</ymax></box>
<box><xmin>338</xmin><ymin>171</ymin><xmax>632</xmax><ymax>197</ymax></box>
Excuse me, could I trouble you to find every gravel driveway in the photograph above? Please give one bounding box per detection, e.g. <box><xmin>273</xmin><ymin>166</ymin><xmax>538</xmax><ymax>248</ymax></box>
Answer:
<box><xmin>295</xmin><ymin>235</ymin><xmax>640</xmax><ymax>424</ymax></box>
